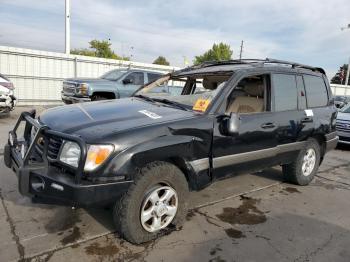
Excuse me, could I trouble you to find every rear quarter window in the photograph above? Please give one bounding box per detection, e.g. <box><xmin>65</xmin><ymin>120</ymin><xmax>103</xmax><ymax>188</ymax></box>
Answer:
<box><xmin>148</xmin><ymin>73</ymin><xmax>162</xmax><ymax>82</ymax></box>
<box><xmin>303</xmin><ymin>75</ymin><xmax>328</xmax><ymax>108</ymax></box>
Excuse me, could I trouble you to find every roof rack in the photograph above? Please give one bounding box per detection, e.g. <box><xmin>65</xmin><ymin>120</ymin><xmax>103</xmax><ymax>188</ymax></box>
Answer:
<box><xmin>183</xmin><ymin>58</ymin><xmax>325</xmax><ymax>74</ymax></box>
<box><xmin>263</xmin><ymin>58</ymin><xmax>326</xmax><ymax>74</ymax></box>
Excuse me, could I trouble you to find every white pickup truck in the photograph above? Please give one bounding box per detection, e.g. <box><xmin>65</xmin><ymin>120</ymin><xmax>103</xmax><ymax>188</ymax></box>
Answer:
<box><xmin>0</xmin><ymin>73</ymin><xmax>17</xmax><ymax>114</ymax></box>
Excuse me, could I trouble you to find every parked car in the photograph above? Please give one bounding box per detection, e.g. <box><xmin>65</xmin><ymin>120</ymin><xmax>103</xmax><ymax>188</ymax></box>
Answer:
<box><xmin>4</xmin><ymin>58</ymin><xmax>338</xmax><ymax>244</ymax></box>
<box><xmin>334</xmin><ymin>95</ymin><xmax>350</xmax><ymax>109</ymax></box>
<box><xmin>336</xmin><ymin>103</ymin><xmax>350</xmax><ymax>144</ymax></box>
<box><xmin>61</xmin><ymin>68</ymin><xmax>164</xmax><ymax>104</ymax></box>
<box><xmin>0</xmin><ymin>73</ymin><xmax>17</xmax><ymax>114</ymax></box>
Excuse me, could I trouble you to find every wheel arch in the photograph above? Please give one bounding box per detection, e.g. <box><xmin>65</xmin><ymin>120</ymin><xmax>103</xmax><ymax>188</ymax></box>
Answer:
<box><xmin>310</xmin><ymin>133</ymin><xmax>326</xmax><ymax>163</ymax></box>
<box><xmin>106</xmin><ymin>136</ymin><xmax>209</xmax><ymax>191</ymax></box>
<box><xmin>91</xmin><ymin>91</ymin><xmax>117</xmax><ymax>100</ymax></box>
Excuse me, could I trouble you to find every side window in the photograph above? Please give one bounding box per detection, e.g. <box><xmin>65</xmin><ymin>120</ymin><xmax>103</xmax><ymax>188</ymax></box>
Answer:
<box><xmin>148</xmin><ymin>73</ymin><xmax>162</xmax><ymax>83</ymax></box>
<box><xmin>226</xmin><ymin>74</ymin><xmax>268</xmax><ymax>114</ymax></box>
<box><xmin>126</xmin><ymin>72</ymin><xmax>144</xmax><ymax>85</ymax></box>
<box><xmin>296</xmin><ymin>75</ymin><xmax>307</xmax><ymax>110</ymax></box>
<box><xmin>272</xmin><ymin>74</ymin><xmax>297</xmax><ymax>111</ymax></box>
<box><xmin>303</xmin><ymin>75</ymin><xmax>328</xmax><ymax>108</ymax></box>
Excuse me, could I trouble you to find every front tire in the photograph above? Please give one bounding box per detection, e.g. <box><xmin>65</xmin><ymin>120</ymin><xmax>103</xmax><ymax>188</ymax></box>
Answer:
<box><xmin>92</xmin><ymin>95</ymin><xmax>107</xmax><ymax>101</ymax></box>
<box><xmin>113</xmin><ymin>161</ymin><xmax>189</xmax><ymax>244</ymax></box>
<box><xmin>282</xmin><ymin>138</ymin><xmax>321</xmax><ymax>185</ymax></box>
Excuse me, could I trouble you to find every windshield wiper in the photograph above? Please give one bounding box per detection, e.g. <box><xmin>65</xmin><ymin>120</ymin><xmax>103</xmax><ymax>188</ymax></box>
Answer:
<box><xmin>134</xmin><ymin>94</ymin><xmax>156</xmax><ymax>103</ymax></box>
<box><xmin>152</xmin><ymin>98</ymin><xmax>190</xmax><ymax>111</ymax></box>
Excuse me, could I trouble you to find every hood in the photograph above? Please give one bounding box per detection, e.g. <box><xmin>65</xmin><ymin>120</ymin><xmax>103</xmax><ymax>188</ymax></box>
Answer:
<box><xmin>337</xmin><ymin>111</ymin><xmax>350</xmax><ymax>121</ymax></box>
<box><xmin>64</xmin><ymin>78</ymin><xmax>113</xmax><ymax>85</ymax></box>
<box><xmin>39</xmin><ymin>98</ymin><xmax>197</xmax><ymax>142</ymax></box>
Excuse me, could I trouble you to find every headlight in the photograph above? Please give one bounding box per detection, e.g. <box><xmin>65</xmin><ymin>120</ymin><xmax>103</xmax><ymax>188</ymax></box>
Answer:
<box><xmin>59</xmin><ymin>141</ymin><xmax>81</xmax><ymax>168</ymax></box>
<box><xmin>76</xmin><ymin>83</ymin><xmax>89</xmax><ymax>96</ymax></box>
<box><xmin>84</xmin><ymin>145</ymin><xmax>114</xmax><ymax>171</ymax></box>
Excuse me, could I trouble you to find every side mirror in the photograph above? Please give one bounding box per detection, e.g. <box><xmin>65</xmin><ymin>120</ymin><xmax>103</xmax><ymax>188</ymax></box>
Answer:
<box><xmin>226</xmin><ymin>113</ymin><xmax>240</xmax><ymax>136</ymax></box>
<box><xmin>123</xmin><ymin>78</ymin><xmax>133</xmax><ymax>84</ymax></box>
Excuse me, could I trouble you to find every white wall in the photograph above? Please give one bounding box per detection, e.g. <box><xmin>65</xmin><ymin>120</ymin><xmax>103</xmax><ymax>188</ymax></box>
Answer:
<box><xmin>330</xmin><ymin>84</ymin><xmax>350</xmax><ymax>97</ymax></box>
<box><xmin>0</xmin><ymin>45</ymin><xmax>179</xmax><ymax>105</ymax></box>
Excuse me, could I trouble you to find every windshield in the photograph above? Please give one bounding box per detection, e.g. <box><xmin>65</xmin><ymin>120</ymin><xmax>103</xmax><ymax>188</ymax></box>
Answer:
<box><xmin>135</xmin><ymin>74</ymin><xmax>232</xmax><ymax>112</ymax></box>
<box><xmin>101</xmin><ymin>69</ymin><xmax>127</xmax><ymax>81</ymax></box>
<box><xmin>341</xmin><ymin>104</ymin><xmax>350</xmax><ymax>113</ymax></box>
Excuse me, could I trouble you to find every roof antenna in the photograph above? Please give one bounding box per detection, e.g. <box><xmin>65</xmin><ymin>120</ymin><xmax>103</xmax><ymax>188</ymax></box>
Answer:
<box><xmin>239</xmin><ymin>40</ymin><xmax>244</xmax><ymax>61</ymax></box>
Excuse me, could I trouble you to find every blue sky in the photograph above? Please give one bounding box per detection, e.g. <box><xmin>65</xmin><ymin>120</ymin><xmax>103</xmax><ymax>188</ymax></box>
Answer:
<box><xmin>0</xmin><ymin>0</ymin><xmax>350</xmax><ymax>77</ymax></box>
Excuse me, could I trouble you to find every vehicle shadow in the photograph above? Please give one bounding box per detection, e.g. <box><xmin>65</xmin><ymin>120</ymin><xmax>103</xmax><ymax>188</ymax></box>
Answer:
<box><xmin>336</xmin><ymin>143</ymin><xmax>350</xmax><ymax>151</ymax></box>
<box><xmin>250</xmin><ymin>167</ymin><xmax>284</xmax><ymax>182</ymax></box>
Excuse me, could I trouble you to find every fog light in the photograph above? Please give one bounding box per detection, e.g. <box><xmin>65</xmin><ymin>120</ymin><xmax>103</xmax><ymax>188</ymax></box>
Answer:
<box><xmin>31</xmin><ymin>175</ymin><xmax>45</xmax><ymax>192</ymax></box>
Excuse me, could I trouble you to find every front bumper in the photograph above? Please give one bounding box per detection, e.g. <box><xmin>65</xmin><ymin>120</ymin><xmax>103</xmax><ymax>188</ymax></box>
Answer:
<box><xmin>336</xmin><ymin>130</ymin><xmax>350</xmax><ymax>145</ymax></box>
<box><xmin>325</xmin><ymin>132</ymin><xmax>339</xmax><ymax>152</ymax></box>
<box><xmin>3</xmin><ymin>110</ymin><xmax>131</xmax><ymax>207</ymax></box>
<box><xmin>61</xmin><ymin>92</ymin><xmax>91</xmax><ymax>103</ymax></box>
<box><xmin>0</xmin><ymin>94</ymin><xmax>17</xmax><ymax>112</ymax></box>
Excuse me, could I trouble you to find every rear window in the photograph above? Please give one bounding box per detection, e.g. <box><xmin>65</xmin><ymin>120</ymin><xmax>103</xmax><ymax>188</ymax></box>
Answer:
<box><xmin>303</xmin><ymin>75</ymin><xmax>328</xmax><ymax>108</ymax></box>
<box><xmin>148</xmin><ymin>73</ymin><xmax>162</xmax><ymax>82</ymax></box>
<box><xmin>272</xmin><ymin>74</ymin><xmax>298</xmax><ymax>111</ymax></box>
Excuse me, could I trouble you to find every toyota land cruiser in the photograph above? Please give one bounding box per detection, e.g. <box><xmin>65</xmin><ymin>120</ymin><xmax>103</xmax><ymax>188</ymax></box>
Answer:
<box><xmin>4</xmin><ymin>58</ymin><xmax>338</xmax><ymax>244</ymax></box>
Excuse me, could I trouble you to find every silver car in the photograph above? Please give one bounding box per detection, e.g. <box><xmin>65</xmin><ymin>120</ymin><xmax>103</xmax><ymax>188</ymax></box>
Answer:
<box><xmin>336</xmin><ymin>104</ymin><xmax>350</xmax><ymax>144</ymax></box>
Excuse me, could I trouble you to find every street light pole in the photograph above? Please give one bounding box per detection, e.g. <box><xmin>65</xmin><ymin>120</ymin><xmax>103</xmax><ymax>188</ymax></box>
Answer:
<box><xmin>341</xmin><ymin>24</ymin><xmax>350</xmax><ymax>85</ymax></box>
<box><xmin>65</xmin><ymin>0</ymin><xmax>71</xmax><ymax>55</ymax></box>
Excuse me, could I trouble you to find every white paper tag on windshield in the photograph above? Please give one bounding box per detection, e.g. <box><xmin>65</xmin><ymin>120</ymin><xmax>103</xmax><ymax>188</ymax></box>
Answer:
<box><xmin>139</xmin><ymin>110</ymin><xmax>162</xmax><ymax>119</ymax></box>
<box><xmin>305</xmin><ymin>109</ymin><xmax>314</xmax><ymax>117</ymax></box>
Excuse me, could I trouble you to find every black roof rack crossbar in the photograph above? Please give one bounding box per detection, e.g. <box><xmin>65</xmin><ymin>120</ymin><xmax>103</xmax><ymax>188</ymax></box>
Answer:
<box><xmin>264</xmin><ymin>58</ymin><xmax>326</xmax><ymax>74</ymax></box>
<box><xmin>180</xmin><ymin>58</ymin><xmax>325</xmax><ymax>74</ymax></box>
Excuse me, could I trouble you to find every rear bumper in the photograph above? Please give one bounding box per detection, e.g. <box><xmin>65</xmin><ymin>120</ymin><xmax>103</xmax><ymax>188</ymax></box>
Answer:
<box><xmin>61</xmin><ymin>92</ymin><xmax>91</xmax><ymax>103</ymax></box>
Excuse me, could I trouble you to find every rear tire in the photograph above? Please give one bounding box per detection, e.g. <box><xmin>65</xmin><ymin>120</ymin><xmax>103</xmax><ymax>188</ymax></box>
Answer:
<box><xmin>282</xmin><ymin>138</ymin><xmax>321</xmax><ymax>186</ymax></box>
<box><xmin>113</xmin><ymin>161</ymin><xmax>189</xmax><ymax>244</ymax></box>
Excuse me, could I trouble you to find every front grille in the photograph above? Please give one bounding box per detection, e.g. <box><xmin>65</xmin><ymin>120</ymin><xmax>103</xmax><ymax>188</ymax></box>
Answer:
<box><xmin>35</xmin><ymin>136</ymin><xmax>63</xmax><ymax>160</ymax></box>
<box><xmin>62</xmin><ymin>81</ymin><xmax>77</xmax><ymax>94</ymax></box>
<box><xmin>336</xmin><ymin>119</ymin><xmax>350</xmax><ymax>133</ymax></box>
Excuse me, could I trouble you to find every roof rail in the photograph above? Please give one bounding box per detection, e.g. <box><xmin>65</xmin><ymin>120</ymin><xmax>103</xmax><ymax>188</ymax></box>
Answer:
<box><xmin>264</xmin><ymin>58</ymin><xmax>326</xmax><ymax>74</ymax></box>
<box><xmin>182</xmin><ymin>58</ymin><xmax>325</xmax><ymax>74</ymax></box>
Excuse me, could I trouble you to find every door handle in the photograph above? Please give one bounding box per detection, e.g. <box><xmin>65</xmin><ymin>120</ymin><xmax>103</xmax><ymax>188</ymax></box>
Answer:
<box><xmin>261</xmin><ymin>122</ymin><xmax>276</xmax><ymax>129</ymax></box>
<box><xmin>301</xmin><ymin>117</ymin><xmax>313</xmax><ymax>123</ymax></box>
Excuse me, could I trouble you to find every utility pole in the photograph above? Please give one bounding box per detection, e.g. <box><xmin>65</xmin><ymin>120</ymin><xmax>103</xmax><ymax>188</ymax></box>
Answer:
<box><xmin>65</xmin><ymin>0</ymin><xmax>71</xmax><ymax>55</ymax></box>
<box><xmin>239</xmin><ymin>40</ymin><xmax>244</xmax><ymax>60</ymax></box>
<box><xmin>341</xmin><ymin>24</ymin><xmax>350</xmax><ymax>85</ymax></box>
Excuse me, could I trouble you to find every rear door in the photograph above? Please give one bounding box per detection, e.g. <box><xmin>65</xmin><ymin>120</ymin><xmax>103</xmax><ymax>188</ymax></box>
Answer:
<box><xmin>270</xmin><ymin>73</ymin><xmax>311</xmax><ymax>163</ymax></box>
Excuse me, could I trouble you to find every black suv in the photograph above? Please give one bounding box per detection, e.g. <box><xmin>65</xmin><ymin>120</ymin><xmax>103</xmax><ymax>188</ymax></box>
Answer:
<box><xmin>4</xmin><ymin>59</ymin><xmax>338</xmax><ymax>244</ymax></box>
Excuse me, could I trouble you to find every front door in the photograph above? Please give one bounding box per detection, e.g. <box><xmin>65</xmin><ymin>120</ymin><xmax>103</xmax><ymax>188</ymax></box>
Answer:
<box><xmin>119</xmin><ymin>72</ymin><xmax>145</xmax><ymax>98</ymax></box>
<box><xmin>212</xmin><ymin>73</ymin><xmax>278</xmax><ymax>179</ymax></box>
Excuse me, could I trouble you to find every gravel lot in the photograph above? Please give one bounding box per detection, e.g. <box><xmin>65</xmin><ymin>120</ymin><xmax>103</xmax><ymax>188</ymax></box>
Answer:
<box><xmin>0</xmin><ymin>106</ymin><xmax>349</xmax><ymax>262</ymax></box>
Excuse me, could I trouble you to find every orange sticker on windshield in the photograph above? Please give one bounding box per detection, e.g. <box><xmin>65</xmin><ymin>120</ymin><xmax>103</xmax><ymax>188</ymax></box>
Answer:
<box><xmin>193</xmin><ymin>99</ymin><xmax>211</xmax><ymax>112</ymax></box>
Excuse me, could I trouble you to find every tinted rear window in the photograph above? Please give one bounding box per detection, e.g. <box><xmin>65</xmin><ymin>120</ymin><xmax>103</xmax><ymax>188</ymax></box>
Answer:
<box><xmin>148</xmin><ymin>73</ymin><xmax>162</xmax><ymax>82</ymax></box>
<box><xmin>303</xmin><ymin>75</ymin><xmax>328</xmax><ymax>107</ymax></box>
<box><xmin>272</xmin><ymin>74</ymin><xmax>297</xmax><ymax>111</ymax></box>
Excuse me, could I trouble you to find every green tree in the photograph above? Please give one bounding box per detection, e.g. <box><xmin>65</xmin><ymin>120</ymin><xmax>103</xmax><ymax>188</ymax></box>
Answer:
<box><xmin>331</xmin><ymin>64</ymin><xmax>350</xmax><ymax>85</ymax></box>
<box><xmin>194</xmin><ymin>42</ymin><xmax>233</xmax><ymax>65</ymax></box>
<box><xmin>152</xmin><ymin>56</ymin><xmax>170</xmax><ymax>66</ymax></box>
<box><xmin>71</xmin><ymin>39</ymin><xmax>129</xmax><ymax>60</ymax></box>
